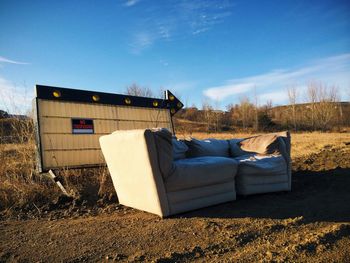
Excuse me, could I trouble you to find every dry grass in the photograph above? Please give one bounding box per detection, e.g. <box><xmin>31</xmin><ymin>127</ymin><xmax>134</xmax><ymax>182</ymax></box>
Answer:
<box><xmin>1</xmin><ymin>125</ymin><xmax>349</xmax><ymax>212</ymax></box>
<box><xmin>0</xmin><ymin>141</ymin><xmax>59</xmax><ymax>211</ymax></box>
<box><xmin>0</xmin><ymin>118</ymin><xmax>115</xmax><ymax>212</ymax></box>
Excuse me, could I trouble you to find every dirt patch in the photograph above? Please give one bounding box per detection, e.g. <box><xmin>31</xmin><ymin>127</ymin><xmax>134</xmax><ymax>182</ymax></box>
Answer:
<box><xmin>1</xmin><ymin>136</ymin><xmax>350</xmax><ymax>262</ymax></box>
<box><xmin>293</xmin><ymin>143</ymin><xmax>350</xmax><ymax>171</ymax></box>
<box><xmin>1</xmin><ymin>168</ymin><xmax>350</xmax><ymax>261</ymax></box>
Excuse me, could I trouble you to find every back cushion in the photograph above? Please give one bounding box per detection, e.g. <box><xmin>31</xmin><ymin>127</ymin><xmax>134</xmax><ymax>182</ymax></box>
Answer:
<box><xmin>151</xmin><ymin>128</ymin><xmax>174</xmax><ymax>178</ymax></box>
<box><xmin>186</xmin><ymin>138</ymin><xmax>230</xmax><ymax>157</ymax></box>
<box><xmin>172</xmin><ymin>138</ymin><xmax>188</xmax><ymax>160</ymax></box>
<box><xmin>228</xmin><ymin>138</ymin><xmax>249</xmax><ymax>157</ymax></box>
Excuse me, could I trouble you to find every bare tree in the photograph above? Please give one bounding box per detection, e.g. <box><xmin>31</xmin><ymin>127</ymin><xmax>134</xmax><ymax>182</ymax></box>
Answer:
<box><xmin>202</xmin><ymin>99</ymin><xmax>213</xmax><ymax>133</ymax></box>
<box><xmin>125</xmin><ymin>83</ymin><xmax>153</xmax><ymax>97</ymax></box>
<box><xmin>307</xmin><ymin>82</ymin><xmax>318</xmax><ymax>130</ymax></box>
<box><xmin>316</xmin><ymin>84</ymin><xmax>339</xmax><ymax>130</ymax></box>
<box><xmin>213</xmin><ymin>100</ymin><xmax>221</xmax><ymax>132</ymax></box>
<box><xmin>287</xmin><ymin>85</ymin><xmax>298</xmax><ymax>131</ymax></box>
<box><xmin>263</xmin><ymin>100</ymin><xmax>273</xmax><ymax>114</ymax></box>
<box><xmin>253</xmin><ymin>87</ymin><xmax>259</xmax><ymax>131</ymax></box>
<box><xmin>238</xmin><ymin>96</ymin><xmax>254</xmax><ymax>130</ymax></box>
<box><xmin>158</xmin><ymin>87</ymin><xmax>166</xmax><ymax>99</ymax></box>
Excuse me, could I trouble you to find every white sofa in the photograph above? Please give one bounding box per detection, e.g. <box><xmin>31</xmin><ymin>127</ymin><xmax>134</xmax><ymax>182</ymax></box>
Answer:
<box><xmin>99</xmin><ymin>129</ymin><xmax>291</xmax><ymax>217</ymax></box>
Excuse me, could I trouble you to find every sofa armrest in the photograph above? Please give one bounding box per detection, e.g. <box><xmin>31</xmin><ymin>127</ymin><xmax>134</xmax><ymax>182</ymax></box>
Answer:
<box><xmin>278</xmin><ymin>131</ymin><xmax>292</xmax><ymax>191</ymax></box>
<box><xmin>99</xmin><ymin>129</ymin><xmax>171</xmax><ymax>217</ymax></box>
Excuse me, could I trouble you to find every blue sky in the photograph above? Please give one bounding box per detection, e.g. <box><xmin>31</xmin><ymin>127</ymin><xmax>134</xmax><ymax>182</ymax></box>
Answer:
<box><xmin>0</xmin><ymin>0</ymin><xmax>349</xmax><ymax>113</ymax></box>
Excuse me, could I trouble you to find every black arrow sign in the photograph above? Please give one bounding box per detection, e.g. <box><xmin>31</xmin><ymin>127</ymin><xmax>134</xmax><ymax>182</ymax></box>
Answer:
<box><xmin>35</xmin><ymin>85</ymin><xmax>184</xmax><ymax>116</ymax></box>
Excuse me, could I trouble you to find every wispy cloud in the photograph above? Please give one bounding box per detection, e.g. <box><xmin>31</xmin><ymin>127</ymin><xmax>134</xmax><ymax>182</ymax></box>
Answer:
<box><xmin>203</xmin><ymin>53</ymin><xmax>350</xmax><ymax>105</ymax></box>
<box><xmin>0</xmin><ymin>56</ymin><xmax>29</xmax><ymax>65</ymax></box>
<box><xmin>124</xmin><ymin>0</ymin><xmax>140</xmax><ymax>7</ymax></box>
<box><xmin>159</xmin><ymin>59</ymin><xmax>169</xmax><ymax>67</ymax></box>
<box><xmin>129</xmin><ymin>32</ymin><xmax>154</xmax><ymax>54</ymax></box>
<box><xmin>128</xmin><ymin>0</ymin><xmax>233</xmax><ymax>53</ymax></box>
<box><xmin>166</xmin><ymin>81</ymin><xmax>197</xmax><ymax>92</ymax></box>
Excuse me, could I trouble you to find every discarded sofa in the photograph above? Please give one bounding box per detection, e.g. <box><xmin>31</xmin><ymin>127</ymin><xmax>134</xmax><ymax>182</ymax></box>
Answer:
<box><xmin>99</xmin><ymin>129</ymin><xmax>291</xmax><ymax>217</ymax></box>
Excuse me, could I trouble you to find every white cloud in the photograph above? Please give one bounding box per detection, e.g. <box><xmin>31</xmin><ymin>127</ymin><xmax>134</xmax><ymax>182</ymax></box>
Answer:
<box><xmin>204</xmin><ymin>83</ymin><xmax>254</xmax><ymax>101</ymax></box>
<box><xmin>203</xmin><ymin>53</ymin><xmax>350</xmax><ymax>105</ymax></box>
<box><xmin>0</xmin><ymin>77</ymin><xmax>33</xmax><ymax>114</ymax></box>
<box><xmin>0</xmin><ymin>56</ymin><xmax>29</xmax><ymax>65</ymax></box>
<box><xmin>124</xmin><ymin>0</ymin><xmax>140</xmax><ymax>7</ymax></box>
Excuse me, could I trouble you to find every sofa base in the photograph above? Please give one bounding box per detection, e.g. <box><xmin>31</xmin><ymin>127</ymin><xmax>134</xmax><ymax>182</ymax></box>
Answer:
<box><xmin>237</xmin><ymin>181</ymin><xmax>290</xmax><ymax>196</ymax></box>
<box><xmin>167</xmin><ymin>182</ymin><xmax>236</xmax><ymax>216</ymax></box>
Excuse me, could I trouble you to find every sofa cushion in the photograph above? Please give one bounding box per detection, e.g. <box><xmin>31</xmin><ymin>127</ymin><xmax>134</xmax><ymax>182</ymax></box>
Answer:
<box><xmin>228</xmin><ymin>138</ymin><xmax>251</xmax><ymax>157</ymax></box>
<box><xmin>151</xmin><ymin>128</ymin><xmax>174</xmax><ymax>178</ymax></box>
<box><xmin>235</xmin><ymin>155</ymin><xmax>287</xmax><ymax>177</ymax></box>
<box><xmin>166</xmin><ymin>157</ymin><xmax>238</xmax><ymax>192</ymax></box>
<box><xmin>172</xmin><ymin>138</ymin><xmax>188</xmax><ymax>160</ymax></box>
<box><xmin>229</xmin><ymin>132</ymin><xmax>290</xmax><ymax>158</ymax></box>
<box><xmin>186</xmin><ymin>138</ymin><xmax>230</xmax><ymax>157</ymax></box>
<box><xmin>239</xmin><ymin>134</ymin><xmax>280</xmax><ymax>155</ymax></box>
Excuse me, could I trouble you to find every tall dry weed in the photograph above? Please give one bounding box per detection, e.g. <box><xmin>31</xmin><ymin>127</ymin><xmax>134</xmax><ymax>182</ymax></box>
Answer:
<box><xmin>0</xmin><ymin>117</ymin><xmax>61</xmax><ymax>211</ymax></box>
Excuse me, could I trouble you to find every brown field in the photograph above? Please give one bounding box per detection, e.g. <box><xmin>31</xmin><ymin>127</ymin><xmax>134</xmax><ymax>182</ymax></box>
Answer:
<box><xmin>1</xmin><ymin>132</ymin><xmax>350</xmax><ymax>262</ymax></box>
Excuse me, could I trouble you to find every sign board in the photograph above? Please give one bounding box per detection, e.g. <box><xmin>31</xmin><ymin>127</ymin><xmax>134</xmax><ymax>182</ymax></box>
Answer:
<box><xmin>33</xmin><ymin>85</ymin><xmax>183</xmax><ymax>172</ymax></box>
<box><xmin>72</xmin><ymin>119</ymin><xmax>94</xmax><ymax>134</ymax></box>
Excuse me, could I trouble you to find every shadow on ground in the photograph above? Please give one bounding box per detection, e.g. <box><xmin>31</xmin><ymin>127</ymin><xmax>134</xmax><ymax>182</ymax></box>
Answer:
<box><xmin>177</xmin><ymin>168</ymin><xmax>350</xmax><ymax>223</ymax></box>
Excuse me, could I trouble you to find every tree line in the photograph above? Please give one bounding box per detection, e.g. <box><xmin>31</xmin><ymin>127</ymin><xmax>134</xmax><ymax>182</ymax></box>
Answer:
<box><xmin>125</xmin><ymin>82</ymin><xmax>349</xmax><ymax>133</ymax></box>
<box><xmin>178</xmin><ymin>81</ymin><xmax>348</xmax><ymax>132</ymax></box>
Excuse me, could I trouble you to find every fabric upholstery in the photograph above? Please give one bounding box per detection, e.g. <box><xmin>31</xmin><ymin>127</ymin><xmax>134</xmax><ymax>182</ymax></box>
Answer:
<box><xmin>186</xmin><ymin>138</ymin><xmax>230</xmax><ymax>157</ymax></box>
<box><xmin>169</xmin><ymin>191</ymin><xmax>236</xmax><ymax>215</ymax></box>
<box><xmin>237</xmin><ymin>182</ymin><xmax>289</xmax><ymax>196</ymax></box>
<box><xmin>172</xmin><ymin>138</ymin><xmax>188</xmax><ymax>160</ymax></box>
<box><xmin>239</xmin><ymin>134</ymin><xmax>280</xmax><ymax>155</ymax></box>
<box><xmin>99</xmin><ymin>129</ymin><xmax>170</xmax><ymax>217</ymax></box>
<box><xmin>100</xmin><ymin>128</ymin><xmax>291</xmax><ymax>217</ymax></box>
<box><xmin>235</xmin><ymin>155</ymin><xmax>289</xmax><ymax>195</ymax></box>
<box><xmin>228</xmin><ymin>138</ymin><xmax>250</xmax><ymax>157</ymax></box>
<box><xmin>166</xmin><ymin>156</ymin><xmax>238</xmax><ymax>192</ymax></box>
<box><xmin>235</xmin><ymin>155</ymin><xmax>287</xmax><ymax>177</ymax></box>
<box><xmin>167</xmin><ymin>182</ymin><xmax>234</xmax><ymax>204</ymax></box>
<box><xmin>151</xmin><ymin>128</ymin><xmax>174</xmax><ymax>179</ymax></box>
<box><xmin>233</xmin><ymin>131</ymin><xmax>292</xmax><ymax>195</ymax></box>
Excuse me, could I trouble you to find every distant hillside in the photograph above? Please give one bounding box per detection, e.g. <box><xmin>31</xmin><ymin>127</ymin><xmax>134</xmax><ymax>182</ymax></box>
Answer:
<box><xmin>174</xmin><ymin>101</ymin><xmax>350</xmax><ymax>132</ymax></box>
<box><xmin>269</xmin><ymin>101</ymin><xmax>350</xmax><ymax>128</ymax></box>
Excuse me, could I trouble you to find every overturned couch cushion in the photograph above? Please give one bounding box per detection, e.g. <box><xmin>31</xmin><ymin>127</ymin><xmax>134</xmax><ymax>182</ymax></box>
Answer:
<box><xmin>166</xmin><ymin>156</ymin><xmax>238</xmax><ymax>192</ymax></box>
<box><xmin>186</xmin><ymin>138</ymin><xmax>230</xmax><ymax>158</ymax></box>
<box><xmin>239</xmin><ymin>134</ymin><xmax>280</xmax><ymax>155</ymax></box>
<box><xmin>235</xmin><ymin>155</ymin><xmax>288</xmax><ymax>181</ymax></box>
<box><xmin>229</xmin><ymin>132</ymin><xmax>289</xmax><ymax>157</ymax></box>
<box><xmin>172</xmin><ymin>138</ymin><xmax>189</xmax><ymax>160</ymax></box>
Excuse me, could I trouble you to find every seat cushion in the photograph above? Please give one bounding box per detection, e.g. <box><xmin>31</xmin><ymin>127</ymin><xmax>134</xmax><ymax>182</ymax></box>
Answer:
<box><xmin>166</xmin><ymin>157</ymin><xmax>238</xmax><ymax>192</ymax></box>
<box><xmin>186</xmin><ymin>138</ymin><xmax>230</xmax><ymax>157</ymax></box>
<box><xmin>172</xmin><ymin>138</ymin><xmax>188</xmax><ymax>160</ymax></box>
<box><xmin>235</xmin><ymin>155</ymin><xmax>287</xmax><ymax>178</ymax></box>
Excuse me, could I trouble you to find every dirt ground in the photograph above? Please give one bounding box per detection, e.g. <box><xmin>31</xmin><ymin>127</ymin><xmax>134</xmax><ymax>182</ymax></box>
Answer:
<box><xmin>1</xmin><ymin>135</ymin><xmax>350</xmax><ymax>262</ymax></box>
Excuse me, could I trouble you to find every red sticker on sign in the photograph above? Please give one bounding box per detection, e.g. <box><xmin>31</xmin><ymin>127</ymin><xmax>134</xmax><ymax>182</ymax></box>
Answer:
<box><xmin>72</xmin><ymin>119</ymin><xmax>94</xmax><ymax>134</ymax></box>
